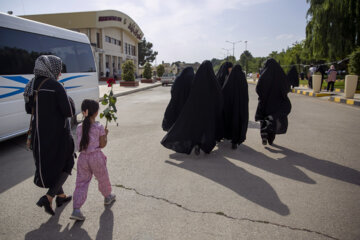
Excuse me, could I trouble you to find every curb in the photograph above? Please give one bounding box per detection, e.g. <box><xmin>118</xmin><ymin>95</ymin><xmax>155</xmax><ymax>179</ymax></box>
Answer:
<box><xmin>329</xmin><ymin>96</ymin><xmax>360</xmax><ymax>107</ymax></box>
<box><xmin>99</xmin><ymin>83</ymin><xmax>162</xmax><ymax>101</ymax></box>
<box><xmin>291</xmin><ymin>89</ymin><xmax>332</xmax><ymax>97</ymax></box>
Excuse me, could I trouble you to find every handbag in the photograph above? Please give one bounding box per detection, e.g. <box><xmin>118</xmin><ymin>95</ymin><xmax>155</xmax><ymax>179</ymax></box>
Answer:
<box><xmin>26</xmin><ymin>78</ymin><xmax>50</xmax><ymax>150</ymax></box>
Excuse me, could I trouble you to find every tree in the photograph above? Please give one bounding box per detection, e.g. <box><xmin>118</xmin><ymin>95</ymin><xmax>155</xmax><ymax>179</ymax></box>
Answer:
<box><xmin>138</xmin><ymin>38</ymin><xmax>158</xmax><ymax>66</ymax></box>
<box><xmin>156</xmin><ymin>64</ymin><xmax>165</xmax><ymax>77</ymax></box>
<box><xmin>348</xmin><ymin>47</ymin><xmax>360</xmax><ymax>75</ymax></box>
<box><xmin>239</xmin><ymin>50</ymin><xmax>253</xmax><ymax>73</ymax></box>
<box><xmin>122</xmin><ymin>60</ymin><xmax>135</xmax><ymax>82</ymax></box>
<box><xmin>143</xmin><ymin>62</ymin><xmax>152</xmax><ymax>79</ymax></box>
<box><xmin>305</xmin><ymin>0</ymin><xmax>360</xmax><ymax>61</ymax></box>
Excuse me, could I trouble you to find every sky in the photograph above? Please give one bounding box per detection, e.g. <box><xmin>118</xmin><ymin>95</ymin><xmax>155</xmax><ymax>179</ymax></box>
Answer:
<box><xmin>0</xmin><ymin>0</ymin><xmax>309</xmax><ymax>64</ymax></box>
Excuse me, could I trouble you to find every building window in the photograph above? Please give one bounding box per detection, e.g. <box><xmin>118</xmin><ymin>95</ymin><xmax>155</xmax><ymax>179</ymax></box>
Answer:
<box><xmin>105</xmin><ymin>35</ymin><xmax>121</xmax><ymax>47</ymax></box>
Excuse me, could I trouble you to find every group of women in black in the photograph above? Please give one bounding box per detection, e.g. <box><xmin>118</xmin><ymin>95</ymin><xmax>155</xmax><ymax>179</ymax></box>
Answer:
<box><xmin>161</xmin><ymin>58</ymin><xmax>292</xmax><ymax>155</ymax></box>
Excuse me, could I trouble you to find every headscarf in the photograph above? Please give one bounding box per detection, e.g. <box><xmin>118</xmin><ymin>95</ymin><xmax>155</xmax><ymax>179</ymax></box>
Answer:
<box><xmin>24</xmin><ymin>55</ymin><xmax>62</xmax><ymax>102</ymax></box>
<box><xmin>216</xmin><ymin>62</ymin><xmax>233</xmax><ymax>87</ymax></box>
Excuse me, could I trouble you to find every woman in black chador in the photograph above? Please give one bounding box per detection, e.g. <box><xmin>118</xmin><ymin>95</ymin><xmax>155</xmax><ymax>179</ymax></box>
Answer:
<box><xmin>216</xmin><ymin>61</ymin><xmax>233</xmax><ymax>87</ymax></box>
<box><xmin>24</xmin><ymin>55</ymin><xmax>75</xmax><ymax>216</ymax></box>
<box><xmin>162</xmin><ymin>67</ymin><xmax>194</xmax><ymax>131</ymax></box>
<box><xmin>255</xmin><ymin>58</ymin><xmax>291</xmax><ymax>145</ymax></box>
<box><xmin>222</xmin><ymin>65</ymin><xmax>249</xmax><ymax>149</ymax></box>
<box><xmin>287</xmin><ymin>66</ymin><xmax>299</xmax><ymax>89</ymax></box>
<box><xmin>161</xmin><ymin>61</ymin><xmax>223</xmax><ymax>155</ymax></box>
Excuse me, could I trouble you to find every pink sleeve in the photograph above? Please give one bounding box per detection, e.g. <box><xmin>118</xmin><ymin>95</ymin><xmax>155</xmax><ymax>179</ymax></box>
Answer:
<box><xmin>98</xmin><ymin>123</ymin><xmax>106</xmax><ymax>136</ymax></box>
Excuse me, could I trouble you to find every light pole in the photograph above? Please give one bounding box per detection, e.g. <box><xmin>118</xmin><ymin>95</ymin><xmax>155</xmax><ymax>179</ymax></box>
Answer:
<box><xmin>222</xmin><ymin>48</ymin><xmax>231</xmax><ymax>60</ymax></box>
<box><xmin>244</xmin><ymin>40</ymin><xmax>248</xmax><ymax>51</ymax></box>
<box><xmin>226</xmin><ymin>40</ymin><xmax>242</xmax><ymax>58</ymax></box>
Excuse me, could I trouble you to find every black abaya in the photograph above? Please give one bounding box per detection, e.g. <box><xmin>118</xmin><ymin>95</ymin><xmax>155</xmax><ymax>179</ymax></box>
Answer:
<box><xmin>222</xmin><ymin>65</ymin><xmax>249</xmax><ymax>145</ymax></box>
<box><xmin>287</xmin><ymin>66</ymin><xmax>299</xmax><ymax>88</ymax></box>
<box><xmin>216</xmin><ymin>62</ymin><xmax>233</xmax><ymax>87</ymax></box>
<box><xmin>162</xmin><ymin>67</ymin><xmax>194</xmax><ymax>131</ymax></box>
<box><xmin>25</xmin><ymin>76</ymin><xmax>75</xmax><ymax>188</ymax></box>
<box><xmin>161</xmin><ymin>61</ymin><xmax>223</xmax><ymax>154</ymax></box>
<box><xmin>255</xmin><ymin>58</ymin><xmax>291</xmax><ymax>144</ymax></box>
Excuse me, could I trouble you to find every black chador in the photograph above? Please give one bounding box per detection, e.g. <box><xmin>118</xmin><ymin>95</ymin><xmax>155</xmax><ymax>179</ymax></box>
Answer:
<box><xmin>162</xmin><ymin>67</ymin><xmax>194</xmax><ymax>131</ymax></box>
<box><xmin>222</xmin><ymin>65</ymin><xmax>249</xmax><ymax>149</ymax></box>
<box><xmin>161</xmin><ymin>61</ymin><xmax>223</xmax><ymax>154</ymax></box>
<box><xmin>25</xmin><ymin>76</ymin><xmax>75</xmax><ymax>188</ymax></box>
<box><xmin>255</xmin><ymin>58</ymin><xmax>291</xmax><ymax>145</ymax></box>
<box><xmin>287</xmin><ymin>66</ymin><xmax>299</xmax><ymax>88</ymax></box>
<box><xmin>216</xmin><ymin>62</ymin><xmax>233</xmax><ymax>88</ymax></box>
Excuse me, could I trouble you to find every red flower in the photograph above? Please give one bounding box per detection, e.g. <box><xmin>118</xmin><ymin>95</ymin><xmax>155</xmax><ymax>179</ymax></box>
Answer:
<box><xmin>107</xmin><ymin>78</ymin><xmax>116</xmax><ymax>87</ymax></box>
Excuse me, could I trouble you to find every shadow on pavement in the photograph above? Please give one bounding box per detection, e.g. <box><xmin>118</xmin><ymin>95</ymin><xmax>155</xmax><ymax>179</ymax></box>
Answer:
<box><xmin>24</xmin><ymin>202</ymin><xmax>91</xmax><ymax>240</ymax></box>
<box><xmin>265</xmin><ymin>144</ymin><xmax>360</xmax><ymax>186</ymax></box>
<box><xmin>95</xmin><ymin>206</ymin><xmax>114</xmax><ymax>240</ymax></box>
<box><xmin>166</xmin><ymin>150</ymin><xmax>290</xmax><ymax>216</ymax></box>
<box><xmin>0</xmin><ymin>135</ymin><xmax>34</xmax><ymax>194</ymax></box>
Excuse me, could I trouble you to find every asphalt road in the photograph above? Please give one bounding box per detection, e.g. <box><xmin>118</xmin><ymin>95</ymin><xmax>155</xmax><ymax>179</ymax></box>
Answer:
<box><xmin>0</xmin><ymin>85</ymin><xmax>359</xmax><ymax>240</ymax></box>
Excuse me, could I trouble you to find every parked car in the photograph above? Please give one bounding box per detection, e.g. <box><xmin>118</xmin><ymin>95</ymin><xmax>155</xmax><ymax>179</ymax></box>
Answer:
<box><xmin>161</xmin><ymin>74</ymin><xmax>176</xmax><ymax>86</ymax></box>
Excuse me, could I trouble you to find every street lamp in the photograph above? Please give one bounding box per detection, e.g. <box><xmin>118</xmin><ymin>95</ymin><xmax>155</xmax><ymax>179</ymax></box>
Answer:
<box><xmin>226</xmin><ymin>40</ymin><xmax>242</xmax><ymax>58</ymax></box>
<box><xmin>222</xmin><ymin>48</ymin><xmax>231</xmax><ymax>60</ymax></box>
<box><xmin>244</xmin><ymin>40</ymin><xmax>248</xmax><ymax>51</ymax></box>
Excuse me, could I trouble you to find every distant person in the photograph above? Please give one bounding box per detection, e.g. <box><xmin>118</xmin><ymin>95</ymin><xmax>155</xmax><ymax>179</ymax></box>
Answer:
<box><xmin>317</xmin><ymin>65</ymin><xmax>326</xmax><ymax>90</ymax></box>
<box><xmin>287</xmin><ymin>66</ymin><xmax>299</xmax><ymax>89</ymax></box>
<box><xmin>308</xmin><ymin>64</ymin><xmax>317</xmax><ymax>89</ymax></box>
<box><xmin>326</xmin><ymin>65</ymin><xmax>337</xmax><ymax>92</ymax></box>
<box><xmin>216</xmin><ymin>62</ymin><xmax>233</xmax><ymax>88</ymax></box>
<box><xmin>161</xmin><ymin>61</ymin><xmax>223</xmax><ymax>155</ymax></box>
<box><xmin>105</xmin><ymin>66</ymin><xmax>110</xmax><ymax>78</ymax></box>
<box><xmin>24</xmin><ymin>55</ymin><xmax>75</xmax><ymax>216</ymax></box>
<box><xmin>113</xmin><ymin>68</ymin><xmax>118</xmax><ymax>80</ymax></box>
<box><xmin>300</xmin><ymin>72</ymin><xmax>305</xmax><ymax>80</ymax></box>
<box><xmin>71</xmin><ymin>99</ymin><xmax>116</xmax><ymax>221</ymax></box>
<box><xmin>222</xmin><ymin>65</ymin><xmax>249</xmax><ymax>149</ymax></box>
<box><xmin>162</xmin><ymin>67</ymin><xmax>194</xmax><ymax>131</ymax></box>
<box><xmin>255</xmin><ymin>58</ymin><xmax>292</xmax><ymax>145</ymax></box>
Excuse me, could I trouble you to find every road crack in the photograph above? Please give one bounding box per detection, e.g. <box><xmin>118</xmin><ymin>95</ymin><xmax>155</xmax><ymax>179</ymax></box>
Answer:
<box><xmin>114</xmin><ymin>184</ymin><xmax>339</xmax><ymax>240</ymax></box>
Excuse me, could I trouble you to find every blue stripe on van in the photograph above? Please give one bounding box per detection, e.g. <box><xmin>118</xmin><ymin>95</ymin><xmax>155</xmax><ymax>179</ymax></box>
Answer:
<box><xmin>0</xmin><ymin>75</ymin><xmax>88</xmax><ymax>99</ymax></box>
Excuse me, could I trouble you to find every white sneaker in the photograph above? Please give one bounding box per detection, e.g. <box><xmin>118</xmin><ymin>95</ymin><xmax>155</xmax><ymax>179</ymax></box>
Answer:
<box><xmin>70</xmin><ymin>209</ymin><xmax>85</xmax><ymax>221</ymax></box>
<box><xmin>104</xmin><ymin>193</ymin><xmax>116</xmax><ymax>205</ymax></box>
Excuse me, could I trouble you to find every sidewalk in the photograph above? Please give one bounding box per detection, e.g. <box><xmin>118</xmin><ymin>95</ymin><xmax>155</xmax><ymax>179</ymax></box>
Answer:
<box><xmin>99</xmin><ymin>80</ymin><xmax>162</xmax><ymax>100</ymax></box>
<box><xmin>247</xmin><ymin>78</ymin><xmax>360</xmax><ymax>107</ymax></box>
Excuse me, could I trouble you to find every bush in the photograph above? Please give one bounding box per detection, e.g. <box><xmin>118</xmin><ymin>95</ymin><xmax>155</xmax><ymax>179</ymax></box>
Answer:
<box><xmin>348</xmin><ymin>47</ymin><xmax>360</xmax><ymax>75</ymax></box>
<box><xmin>143</xmin><ymin>62</ymin><xmax>152</xmax><ymax>79</ymax></box>
<box><xmin>156</xmin><ymin>64</ymin><xmax>165</xmax><ymax>77</ymax></box>
<box><xmin>122</xmin><ymin>60</ymin><xmax>135</xmax><ymax>81</ymax></box>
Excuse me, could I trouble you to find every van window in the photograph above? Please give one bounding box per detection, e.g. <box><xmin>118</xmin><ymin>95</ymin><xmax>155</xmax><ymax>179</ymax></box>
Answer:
<box><xmin>0</xmin><ymin>27</ymin><xmax>96</xmax><ymax>75</ymax></box>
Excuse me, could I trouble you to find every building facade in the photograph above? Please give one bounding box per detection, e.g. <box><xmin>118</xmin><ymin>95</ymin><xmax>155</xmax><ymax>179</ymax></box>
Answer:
<box><xmin>22</xmin><ymin>10</ymin><xmax>144</xmax><ymax>78</ymax></box>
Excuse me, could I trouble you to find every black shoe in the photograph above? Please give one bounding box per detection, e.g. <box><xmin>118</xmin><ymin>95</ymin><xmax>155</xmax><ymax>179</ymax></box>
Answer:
<box><xmin>36</xmin><ymin>195</ymin><xmax>55</xmax><ymax>216</ymax></box>
<box><xmin>231</xmin><ymin>143</ymin><xmax>237</xmax><ymax>149</ymax></box>
<box><xmin>194</xmin><ymin>145</ymin><xmax>200</xmax><ymax>155</ymax></box>
<box><xmin>262</xmin><ymin>139</ymin><xmax>267</xmax><ymax>145</ymax></box>
<box><xmin>56</xmin><ymin>195</ymin><xmax>72</xmax><ymax>207</ymax></box>
<box><xmin>268</xmin><ymin>139</ymin><xmax>274</xmax><ymax>145</ymax></box>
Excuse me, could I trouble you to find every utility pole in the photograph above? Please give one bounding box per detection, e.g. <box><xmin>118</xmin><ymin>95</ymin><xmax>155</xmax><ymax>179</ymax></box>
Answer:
<box><xmin>226</xmin><ymin>40</ymin><xmax>242</xmax><ymax>58</ymax></box>
<box><xmin>222</xmin><ymin>48</ymin><xmax>231</xmax><ymax>60</ymax></box>
<box><xmin>244</xmin><ymin>40</ymin><xmax>248</xmax><ymax>51</ymax></box>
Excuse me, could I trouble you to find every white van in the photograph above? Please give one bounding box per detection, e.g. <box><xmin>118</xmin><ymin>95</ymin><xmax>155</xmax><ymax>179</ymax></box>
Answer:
<box><xmin>0</xmin><ymin>13</ymin><xmax>99</xmax><ymax>142</ymax></box>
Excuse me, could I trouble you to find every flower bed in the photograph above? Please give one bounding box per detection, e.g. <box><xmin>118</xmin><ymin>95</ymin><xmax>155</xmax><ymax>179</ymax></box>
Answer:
<box><xmin>120</xmin><ymin>81</ymin><xmax>139</xmax><ymax>87</ymax></box>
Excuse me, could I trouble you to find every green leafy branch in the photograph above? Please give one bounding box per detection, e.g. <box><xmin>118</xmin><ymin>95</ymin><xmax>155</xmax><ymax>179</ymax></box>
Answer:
<box><xmin>100</xmin><ymin>81</ymin><xmax>118</xmax><ymax>128</ymax></box>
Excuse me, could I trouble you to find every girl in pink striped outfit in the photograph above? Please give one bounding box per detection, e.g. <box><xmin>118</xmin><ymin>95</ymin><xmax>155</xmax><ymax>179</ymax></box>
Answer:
<box><xmin>70</xmin><ymin>99</ymin><xmax>115</xmax><ymax>221</ymax></box>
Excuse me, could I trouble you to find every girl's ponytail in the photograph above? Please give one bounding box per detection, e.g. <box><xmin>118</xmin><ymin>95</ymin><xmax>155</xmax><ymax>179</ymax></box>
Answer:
<box><xmin>79</xmin><ymin>99</ymin><xmax>99</xmax><ymax>152</ymax></box>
